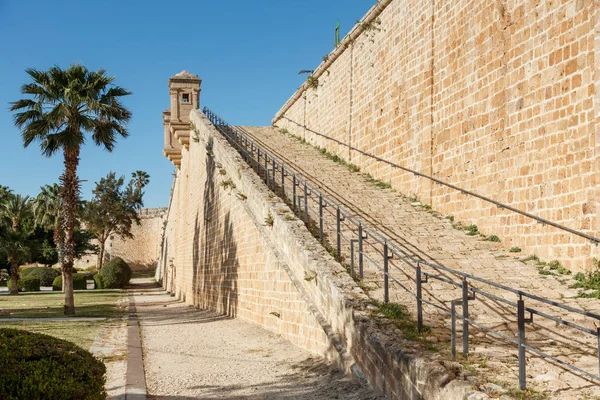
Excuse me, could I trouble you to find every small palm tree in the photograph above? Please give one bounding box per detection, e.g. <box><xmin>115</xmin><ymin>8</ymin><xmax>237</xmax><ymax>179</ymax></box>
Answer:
<box><xmin>132</xmin><ymin>170</ymin><xmax>150</xmax><ymax>191</ymax></box>
<box><xmin>130</xmin><ymin>170</ymin><xmax>150</xmax><ymax>209</ymax></box>
<box><xmin>0</xmin><ymin>194</ymin><xmax>32</xmax><ymax>295</ymax></box>
<box><xmin>0</xmin><ymin>186</ymin><xmax>12</xmax><ymax>205</ymax></box>
<box><xmin>11</xmin><ymin>64</ymin><xmax>132</xmax><ymax>314</ymax></box>
<box><xmin>32</xmin><ymin>184</ymin><xmax>63</xmax><ymax>267</ymax></box>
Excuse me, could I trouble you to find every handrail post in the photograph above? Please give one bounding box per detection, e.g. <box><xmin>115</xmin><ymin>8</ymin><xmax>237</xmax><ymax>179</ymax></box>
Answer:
<box><xmin>336</xmin><ymin>207</ymin><xmax>341</xmax><ymax>262</ymax></box>
<box><xmin>416</xmin><ymin>263</ymin><xmax>423</xmax><ymax>334</ymax></box>
<box><xmin>350</xmin><ymin>240</ymin><xmax>356</xmax><ymax>278</ymax></box>
<box><xmin>518</xmin><ymin>298</ymin><xmax>527</xmax><ymax>390</ymax></box>
<box><xmin>462</xmin><ymin>278</ymin><xmax>469</xmax><ymax>358</ymax></box>
<box><xmin>451</xmin><ymin>302</ymin><xmax>457</xmax><ymax>358</ymax></box>
<box><xmin>281</xmin><ymin>164</ymin><xmax>285</xmax><ymax>197</ymax></box>
<box><xmin>358</xmin><ymin>224</ymin><xmax>364</xmax><ymax>279</ymax></box>
<box><xmin>272</xmin><ymin>159</ymin><xmax>276</xmax><ymax>190</ymax></box>
<box><xmin>383</xmin><ymin>242</ymin><xmax>389</xmax><ymax>303</ymax></box>
<box><xmin>293</xmin><ymin>174</ymin><xmax>297</xmax><ymax>212</ymax></box>
<box><xmin>264</xmin><ymin>155</ymin><xmax>268</xmax><ymax>184</ymax></box>
<box><xmin>319</xmin><ymin>195</ymin><xmax>324</xmax><ymax>242</ymax></box>
<box><xmin>303</xmin><ymin>181</ymin><xmax>308</xmax><ymax>224</ymax></box>
<box><xmin>257</xmin><ymin>148</ymin><xmax>261</xmax><ymax>174</ymax></box>
<box><xmin>597</xmin><ymin>327</ymin><xmax>600</xmax><ymax>382</ymax></box>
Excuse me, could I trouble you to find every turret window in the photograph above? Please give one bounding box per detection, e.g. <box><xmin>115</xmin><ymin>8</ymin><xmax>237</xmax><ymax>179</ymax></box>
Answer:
<box><xmin>182</xmin><ymin>93</ymin><xmax>190</xmax><ymax>103</ymax></box>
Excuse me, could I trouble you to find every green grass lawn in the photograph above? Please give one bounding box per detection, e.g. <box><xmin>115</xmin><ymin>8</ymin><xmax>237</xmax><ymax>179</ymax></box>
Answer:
<box><xmin>0</xmin><ymin>290</ymin><xmax>126</xmax><ymax>319</ymax></box>
<box><xmin>0</xmin><ymin>289</ymin><xmax>126</xmax><ymax>350</ymax></box>
<box><xmin>0</xmin><ymin>290</ymin><xmax>127</xmax><ymax>350</ymax></box>
<box><xmin>0</xmin><ymin>321</ymin><xmax>106</xmax><ymax>350</ymax></box>
<box><xmin>132</xmin><ymin>269</ymin><xmax>156</xmax><ymax>279</ymax></box>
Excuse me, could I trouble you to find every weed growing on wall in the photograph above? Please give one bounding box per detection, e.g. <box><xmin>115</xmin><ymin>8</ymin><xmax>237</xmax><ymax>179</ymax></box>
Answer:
<box><xmin>464</xmin><ymin>225</ymin><xmax>479</xmax><ymax>236</ymax></box>
<box><xmin>372</xmin><ymin>301</ymin><xmax>430</xmax><ymax>341</ymax></box>
<box><xmin>317</xmin><ymin>147</ymin><xmax>361</xmax><ymax>173</ymax></box>
<box><xmin>306</xmin><ymin>76</ymin><xmax>319</xmax><ymax>90</ymax></box>
<box><xmin>219</xmin><ymin>178</ymin><xmax>236</xmax><ymax>191</ymax></box>
<box><xmin>485</xmin><ymin>235</ymin><xmax>501</xmax><ymax>243</ymax></box>
<box><xmin>264</xmin><ymin>209</ymin><xmax>274</xmax><ymax>227</ymax></box>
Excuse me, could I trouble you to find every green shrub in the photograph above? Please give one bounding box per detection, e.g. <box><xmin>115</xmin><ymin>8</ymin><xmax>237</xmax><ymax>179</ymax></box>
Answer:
<box><xmin>93</xmin><ymin>274</ymin><xmax>103</xmax><ymax>289</ymax></box>
<box><xmin>19</xmin><ymin>267</ymin><xmax>61</xmax><ymax>286</ymax></box>
<box><xmin>7</xmin><ymin>277</ymin><xmax>41</xmax><ymax>292</ymax></box>
<box><xmin>99</xmin><ymin>258</ymin><xmax>132</xmax><ymax>289</ymax></box>
<box><xmin>52</xmin><ymin>274</ymin><xmax>88</xmax><ymax>291</ymax></box>
<box><xmin>20</xmin><ymin>268</ymin><xmax>36</xmax><ymax>277</ymax></box>
<box><xmin>0</xmin><ymin>328</ymin><xmax>106</xmax><ymax>399</ymax></box>
<box><xmin>52</xmin><ymin>276</ymin><xmax>61</xmax><ymax>291</ymax></box>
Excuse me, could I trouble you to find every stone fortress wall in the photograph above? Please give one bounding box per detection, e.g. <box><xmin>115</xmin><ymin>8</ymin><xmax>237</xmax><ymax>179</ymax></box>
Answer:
<box><xmin>75</xmin><ymin>207</ymin><xmax>166</xmax><ymax>271</ymax></box>
<box><xmin>274</xmin><ymin>0</ymin><xmax>600</xmax><ymax>272</ymax></box>
<box><xmin>156</xmin><ymin>70</ymin><xmax>485</xmax><ymax>399</ymax></box>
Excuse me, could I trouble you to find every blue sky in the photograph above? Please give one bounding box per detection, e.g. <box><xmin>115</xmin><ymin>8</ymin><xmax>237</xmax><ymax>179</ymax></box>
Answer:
<box><xmin>0</xmin><ymin>0</ymin><xmax>374</xmax><ymax>208</ymax></box>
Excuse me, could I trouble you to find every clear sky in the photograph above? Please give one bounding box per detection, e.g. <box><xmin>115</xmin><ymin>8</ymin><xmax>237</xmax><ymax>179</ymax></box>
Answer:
<box><xmin>0</xmin><ymin>0</ymin><xmax>374</xmax><ymax>208</ymax></box>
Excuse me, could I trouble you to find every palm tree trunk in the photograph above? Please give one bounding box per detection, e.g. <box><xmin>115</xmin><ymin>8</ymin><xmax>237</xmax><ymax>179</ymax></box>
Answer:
<box><xmin>61</xmin><ymin>149</ymin><xmax>80</xmax><ymax>315</ymax></box>
<box><xmin>53</xmin><ymin>219</ymin><xmax>64</xmax><ymax>269</ymax></box>
<box><xmin>9</xmin><ymin>258</ymin><xmax>19</xmax><ymax>296</ymax></box>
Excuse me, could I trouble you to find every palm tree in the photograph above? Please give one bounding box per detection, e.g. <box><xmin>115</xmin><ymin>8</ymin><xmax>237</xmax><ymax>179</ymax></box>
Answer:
<box><xmin>32</xmin><ymin>184</ymin><xmax>63</xmax><ymax>267</ymax></box>
<box><xmin>0</xmin><ymin>194</ymin><xmax>32</xmax><ymax>295</ymax></box>
<box><xmin>11</xmin><ymin>64</ymin><xmax>131</xmax><ymax>314</ymax></box>
<box><xmin>132</xmin><ymin>170</ymin><xmax>150</xmax><ymax>192</ymax></box>
<box><xmin>130</xmin><ymin>170</ymin><xmax>150</xmax><ymax>209</ymax></box>
<box><xmin>0</xmin><ymin>186</ymin><xmax>12</xmax><ymax>205</ymax></box>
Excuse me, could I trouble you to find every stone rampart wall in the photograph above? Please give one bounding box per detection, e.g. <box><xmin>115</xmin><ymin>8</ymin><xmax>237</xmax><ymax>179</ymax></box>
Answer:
<box><xmin>157</xmin><ymin>109</ymin><xmax>484</xmax><ymax>399</ymax></box>
<box><xmin>274</xmin><ymin>0</ymin><xmax>600</xmax><ymax>272</ymax></box>
<box><xmin>75</xmin><ymin>208</ymin><xmax>166</xmax><ymax>271</ymax></box>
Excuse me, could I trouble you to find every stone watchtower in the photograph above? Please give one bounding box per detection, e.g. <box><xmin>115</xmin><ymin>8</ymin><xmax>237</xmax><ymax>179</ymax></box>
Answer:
<box><xmin>162</xmin><ymin>70</ymin><xmax>202</xmax><ymax>167</ymax></box>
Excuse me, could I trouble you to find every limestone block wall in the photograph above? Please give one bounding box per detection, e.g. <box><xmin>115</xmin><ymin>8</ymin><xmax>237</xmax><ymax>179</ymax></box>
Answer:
<box><xmin>158</xmin><ymin>110</ymin><xmax>335</xmax><ymax>355</ymax></box>
<box><xmin>157</xmin><ymin>109</ymin><xmax>486</xmax><ymax>399</ymax></box>
<box><xmin>274</xmin><ymin>0</ymin><xmax>600</xmax><ymax>272</ymax></box>
<box><xmin>75</xmin><ymin>208</ymin><xmax>166</xmax><ymax>271</ymax></box>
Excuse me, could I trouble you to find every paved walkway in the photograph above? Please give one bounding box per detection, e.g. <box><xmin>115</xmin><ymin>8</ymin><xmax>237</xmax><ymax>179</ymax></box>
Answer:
<box><xmin>238</xmin><ymin>126</ymin><xmax>600</xmax><ymax>399</ymax></box>
<box><xmin>133</xmin><ymin>280</ymin><xmax>382</xmax><ymax>399</ymax></box>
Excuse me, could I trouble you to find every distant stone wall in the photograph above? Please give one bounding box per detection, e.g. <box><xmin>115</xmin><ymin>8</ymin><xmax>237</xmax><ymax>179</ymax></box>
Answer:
<box><xmin>274</xmin><ymin>0</ymin><xmax>600</xmax><ymax>272</ymax></box>
<box><xmin>75</xmin><ymin>208</ymin><xmax>166</xmax><ymax>271</ymax></box>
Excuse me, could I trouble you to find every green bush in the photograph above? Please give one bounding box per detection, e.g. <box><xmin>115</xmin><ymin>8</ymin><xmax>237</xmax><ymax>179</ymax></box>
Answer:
<box><xmin>0</xmin><ymin>328</ymin><xmax>106</xmax><ymax>399</ymax></box>
<box><xmin>7</xmin><ymin>277</ymin><xmax>41</xmax><ymax>292</ymax></box>
<box><xmin>99</xmin><ymin>258</ymin><xmax>132</xmax><ymax>289</ymax></box>
<box><xmin>20</xmin><ymin>268</ymin><xmax>36</xmax><ymax>277</ymax></box>
<box><xmin>93</xmin><ymin>274</ymin><xmax>103</xmax><ymax>289</ymax></box>
<box><xmin>52</xmin><ymin>276</ymin><xmax>61</xmax><ymax>291</ymax></box>
<box><xmin>19</xmin><ymin>267</ymin><xmax>61</xmax><ymax>286</ymax></box>
<box><xmin>52</xmin><ymin>274</ymin><xmax>88</xmax><ymax>291</ymax></box>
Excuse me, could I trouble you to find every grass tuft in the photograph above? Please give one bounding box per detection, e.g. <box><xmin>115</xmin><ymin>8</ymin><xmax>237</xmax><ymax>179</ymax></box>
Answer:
<box><xmin>372</xmin><ymin>301</ymin><xmax>430</xmax><ymax>341</ymax></box>
<box><xmin>464</xmin><ymin>224</ymin><xmax>479</xmax><ymax>236</ymax></box>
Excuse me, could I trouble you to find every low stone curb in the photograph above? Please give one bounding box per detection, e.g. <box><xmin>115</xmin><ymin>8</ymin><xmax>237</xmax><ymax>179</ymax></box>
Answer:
<box><xmin>0</xmin><ymin>317</ymin><xmax>107</xmax><ymax>322</ymax></box>
<box><xmin>126</xmin><ymin>293</ymin><xmax>147</xmax><ymax>400</ymax></box>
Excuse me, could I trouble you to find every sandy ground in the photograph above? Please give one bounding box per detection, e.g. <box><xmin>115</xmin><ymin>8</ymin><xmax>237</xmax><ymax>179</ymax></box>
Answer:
<box><xmin>134</xmin><ymin>288</ymin><xmax>384</xmax><ymax>400</ymax></box>
<box><xmin>90</xmin><ymin>314</ymin><xmax>128</xmax><ymax>399</ymax></box>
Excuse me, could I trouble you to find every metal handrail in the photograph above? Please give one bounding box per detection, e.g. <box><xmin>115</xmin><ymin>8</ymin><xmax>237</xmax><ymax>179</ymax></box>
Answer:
<box><xmin>202</xmin><ymin>107</ymin><xmax>600</xmax><ymax>390</ymax></box>
<box><xmin>278</xmin><ymin>116</ymin><xmax>600</xmax><ymax>246</ymax></box>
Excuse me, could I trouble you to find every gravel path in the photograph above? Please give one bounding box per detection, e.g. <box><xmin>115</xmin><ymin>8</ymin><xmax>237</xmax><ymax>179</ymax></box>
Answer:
<box><xmin>134</xmin><ymin>287</ymin><xmax>383</xmax><ymax>400</ymax></box>
<box><xmin>90</xmin><ymin>318</ymin><xmax>128</xmax><ymax>400</ymax></box>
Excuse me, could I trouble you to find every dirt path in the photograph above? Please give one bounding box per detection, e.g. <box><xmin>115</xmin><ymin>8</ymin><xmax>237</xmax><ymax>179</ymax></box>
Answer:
<box><xmin>90</xmin><ymin>317</ymin><xmax>128</xmax><ymax>400</ymax></box>
<box><xmin>133</xmin><ymin>284</ymin><xmax>383</xmax><ymax>400</ymax></box>
<box><xmin>235</xmin><ymin>126</ymin><xmax>600</xmax><ymax>399</ymax></box>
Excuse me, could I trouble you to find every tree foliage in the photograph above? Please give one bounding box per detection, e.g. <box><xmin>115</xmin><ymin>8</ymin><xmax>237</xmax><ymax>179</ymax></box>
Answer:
<box><xmin>0</xmin><ymin>194</ymin><xmax>34</xmax><ymax>295</ymax></box>
<box><xmin>82</xmin><ymin>171</ymin><xmax>148</xmax><ymax>270</ymax></box>
<box><xmin>11</xmin><ymin>64</ymin><xmax>131</xmax><ymax>314</ymax></box>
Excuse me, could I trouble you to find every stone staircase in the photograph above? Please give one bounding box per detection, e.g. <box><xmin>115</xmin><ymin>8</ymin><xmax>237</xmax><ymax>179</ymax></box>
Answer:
<box><xmin>236</xmin><ymin>125</ymin><xmax>600</xmax><ymax>400</ymax></box>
